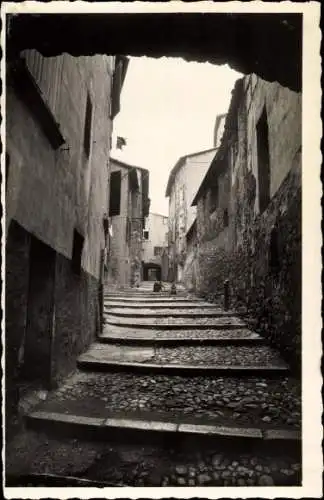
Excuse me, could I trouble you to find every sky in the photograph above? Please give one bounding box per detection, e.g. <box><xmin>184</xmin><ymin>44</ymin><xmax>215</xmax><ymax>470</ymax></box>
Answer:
<box><xmin>111</xmin><ymin>57</ymin><xmax>242</xmax><ymax>216</ymax></box>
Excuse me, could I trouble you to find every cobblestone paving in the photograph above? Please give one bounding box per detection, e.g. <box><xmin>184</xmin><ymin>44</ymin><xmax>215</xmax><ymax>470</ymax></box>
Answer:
<box><xmin>106</xmin><ymin>307</ymin><xmax>230</xmax><ymax>316</ymax></box>
<box><xmin>6</xmin><ymin>430</ymin><xmax>301</xmax><ymax>486</ymax></box>
<box><xmin>101</xmin><ymin>326</ymin><xmax>260</xmax><ymax>340</ymax></box>
<box><xmin>154</xmin><ymin>328</ymin><xmax>259</xmax><ymax>339</ymax></box>
<box><xmin>35</xmin><ymin>371</ymin><xmax>301</xmax><ymax>429</ymax></box>
<box><xmin>105</xmin><ymin>301</ymin><xmax>215</xmax><ymax>308</ymax></box>
<box><xmin>145</xmin><ymin>345</ymin><xmax>284</xmax><ymax>366</ymax></box>
<box><xmin>105</xmin><ymin>315</ymin><xmax>246</xmax><ymax>327</ymax></box>
<box><xmin>80</xmin><ymin>342</ymin><xmax>286</xmax><ymax>367</ymax></box>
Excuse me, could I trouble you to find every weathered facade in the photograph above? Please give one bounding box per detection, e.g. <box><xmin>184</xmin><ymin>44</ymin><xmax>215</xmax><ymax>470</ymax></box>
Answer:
<box><xmin>142</xmin><ymin>212</ymin><xmax>169</xmax><ymax>281</ymax></box>
<box><xmin>106</xmin><ymin>158</ymin><xmax>150</xmax><ymax>288</ymax></box>
<box><xmin>183</xmin><ymin>218</ymin><xmax>199</xmax><ymax>291</ymax></box>
<box><xmin>6</xmin><ymin>50</ymin><xmax>128</xmax><ymax>436</ymax></box>
<box><xmin>191</xmin><ymin>74</ymin><xmax>301</xmax><ymax>368</ymax></box>
<box><xmin>165</xmin><ymin>148</ymin><xmax>217</xmax><ymax>282</ymax></box>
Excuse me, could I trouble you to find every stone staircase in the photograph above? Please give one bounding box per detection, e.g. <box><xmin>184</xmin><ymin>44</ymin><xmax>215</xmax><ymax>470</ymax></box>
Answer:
<box><xmin>6</xmin><ymin>283</ymin><xmax>301</xmax><ymax>487</ymax></box>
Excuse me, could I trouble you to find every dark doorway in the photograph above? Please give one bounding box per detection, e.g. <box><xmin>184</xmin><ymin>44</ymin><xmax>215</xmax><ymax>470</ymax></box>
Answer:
<box><xmin>22</xmin><ymin>235</ymin><xmax>56</xmax><ymax>388</ymax></box>
<box><xmin>143</xmin><ymin>263</ymin><xmax>162</xmax><ymax>281</ymax></box>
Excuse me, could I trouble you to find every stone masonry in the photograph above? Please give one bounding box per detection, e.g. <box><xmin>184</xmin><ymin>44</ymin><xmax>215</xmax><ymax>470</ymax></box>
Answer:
<box><xmin>191</xmin><ymin>75</ymin><xmax>301</xmax><ymax>369</ymax></box>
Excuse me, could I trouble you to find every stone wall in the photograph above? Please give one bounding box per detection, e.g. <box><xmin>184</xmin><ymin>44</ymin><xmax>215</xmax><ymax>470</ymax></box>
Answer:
<box><xmin>5</xmin><ymin>221</ymin><xmax>31</xmax><ymax>440</ymax></box>
<box><xmin>52</xmin><ymin>253</ymin><xmax>99</xmax><ymax>386</ymax></box>
<box><xmin>6</xmin><ymin>52</ymin><xmax>115</xmax><ymax>435</ymax></box>
<box><xmin>6</xmin><ymin>53</ymin><xmax>113</xmax><ymax>277</ymax></box>
<box><xmin>192</xmin><ymin>75</ymin><xmax>301</xmax><ymax>370</ymax></box>
<box><xmin>5</xmin><ymin>222</ymin><xmax>100</xmax><ymax>440</ymax></box>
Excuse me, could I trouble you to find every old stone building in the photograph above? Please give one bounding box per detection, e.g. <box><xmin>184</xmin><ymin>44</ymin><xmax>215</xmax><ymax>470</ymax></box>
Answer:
<box><xmin>5</xmin><ymin>50</ymin><xmax>128</xmax><ymax>435</ymax></box>
<box><xmin>165</xmin><ymin>148</ymin><xmax>217</xmax><ymax>282</ymax></box>
<box><xmin>106</xmin><ymin>157</ymin><xmax>150</xmax><ymax>288</ymax></box>
<box><xmin>191</xmin><ymin>74</ymin><xmax>301</xmax><ymax>368</ymax></box>
<box><xmin>142</xmin><ymin>212</ymin><xmax>169</xmax><ymax>281</ymax></box>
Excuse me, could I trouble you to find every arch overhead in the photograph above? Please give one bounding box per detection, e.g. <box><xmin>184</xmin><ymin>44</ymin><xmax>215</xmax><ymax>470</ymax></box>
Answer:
<box><xmin>7</xmin><ymin>13</ymin><xmax>301</xmax><ymax>91</ymax></box>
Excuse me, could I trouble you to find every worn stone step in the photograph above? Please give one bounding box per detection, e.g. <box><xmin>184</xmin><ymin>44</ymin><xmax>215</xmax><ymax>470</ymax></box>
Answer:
<box><xmin>6</xmin><ymin>472</ymin><xmax>117</xmax><ymax>488</ymax></box>
<box><xmin>104</xmin><ymin>290</ymin><xmax>189</xmax><ymax>297</ymax></box>
<box><xmin>104</xmin><ymin>295</ymin><xmax>200</xmax><ymax>302</ymax></box>
<box><xmin>6</xmin><ymin>427</ymin><xmax>301</xmax><ymax>487</ymax></box>
<box><xmin>22</xmin><ymin>370</ymin><xmax>300</xmax><ymax>438</ymax></box>
<box><xmin>99</xmin><ymin>326</ymin><xmax>267</xmax><ymax>346</ymax></box>
<box><xmin>25</xmin><ymin>410</ymin><xmax>300</xmax><ymax>451</ymax></box>
<box><xmin>104</xmin><ymin>300</ymin><xmax>217</xmax><ymax>308</ymax></box>
<box><xmin>105</xmin><ymin>307</ymin><xmax>236</xmax><ymax>318</ymax></box>
<box><xmin>104</xmin><ymin>315</ymin><xmax>246</xmax><ymax>329</ymax></box>
<box><xmin>77</xmin><ymin>343</ymin><xmax>288</xmax><ymax>376</ymax></box>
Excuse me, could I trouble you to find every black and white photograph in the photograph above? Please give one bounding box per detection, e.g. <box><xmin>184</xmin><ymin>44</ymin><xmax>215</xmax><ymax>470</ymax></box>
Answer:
<box><xmin>2</xmin><ymin>2</ymin><xmax>322</xmax><ymax>498</ymax></box>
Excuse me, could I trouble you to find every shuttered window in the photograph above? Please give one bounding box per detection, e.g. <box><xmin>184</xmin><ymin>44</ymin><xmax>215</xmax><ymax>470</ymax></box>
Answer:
<box><xmin>84</xmin><ymin>93</ymin><xmax>93</xmax><ymax>158</ymax></box>
<box><xmin>109</xmin><ymin>171</ymin><xmax>122</xmax><ymax>216</ymax></box>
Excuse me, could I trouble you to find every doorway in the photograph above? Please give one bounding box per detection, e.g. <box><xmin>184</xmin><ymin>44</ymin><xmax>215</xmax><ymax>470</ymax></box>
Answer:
<box><xmin>22</xmin><ymin>235</ymin><xmax>56</xmax><ymax>388</ymax></box>
<box><xmin>143</xmin><ymin>263</ymin><xmax>162</xmax><ymax>281</ymax></box>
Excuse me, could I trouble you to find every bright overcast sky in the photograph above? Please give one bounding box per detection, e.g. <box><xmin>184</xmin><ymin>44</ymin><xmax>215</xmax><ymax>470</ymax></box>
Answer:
<box><xmin>111</xmin><ymin>56</ymin><xmax>242</xmax><ymax>216</ymax></box>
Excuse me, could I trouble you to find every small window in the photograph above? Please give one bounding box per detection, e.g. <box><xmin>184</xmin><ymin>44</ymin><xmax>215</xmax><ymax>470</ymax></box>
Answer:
<box><xmin>109</xmin><ymin>171</ymin><xmax>122</xmax><ymax>216</ymax></box>
<box><xmin>223</xmin><ymin>208</ymin><xmax>229</xmax><ymax>227</ymax></box>
<box><xmin>72</xmin><ymin>230</ymin><xmax>84</xmax><ymax>275</ymax></box>
<box><xmin>143</xmin><ymin>230</ymin><xmax>149</xmax><ymax>240</ymax></box>
<box><xmin>84</xmin><ymin>93</ymin><xmax>93</xmax><ymax>158</ymax></box>
<box><xmin>126</xmin><ymin>217</ymin><xmax>131</xmax><ymax>242</ymax></box>
<box><xmin>154</xmin><ymin>246</ymin><xmax>162</xmax><ymax>256</ymax></box>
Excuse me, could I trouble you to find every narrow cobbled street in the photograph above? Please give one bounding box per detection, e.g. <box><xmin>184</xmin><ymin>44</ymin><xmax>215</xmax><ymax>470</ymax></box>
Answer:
<box><xmin>6</xmin><ymin>282</ymin><xmax>301</xmax><ymax>487</ymax></box>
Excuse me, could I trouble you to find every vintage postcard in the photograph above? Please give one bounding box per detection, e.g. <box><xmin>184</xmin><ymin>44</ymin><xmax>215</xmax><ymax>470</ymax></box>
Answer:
<box><xmin>1</xmin><ymin>1</ymin><xmax>322</xmax><ymax>499</ymax></box>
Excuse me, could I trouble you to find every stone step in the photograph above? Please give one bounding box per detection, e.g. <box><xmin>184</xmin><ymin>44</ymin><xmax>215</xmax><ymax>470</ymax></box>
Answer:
<box><xmin>23</xmin><ymin>370</ymin><xmax>300</xmax><ymax>431</ymax></box>
<box><xmin>25</xmin><ymin>410</ymin><xmax>300</xmax><ymax>450</ymax></box>
<box><xmin>104</xmin><ymin>289</ymin><xmax>188</xmax><ymax>295</ymax></box>
<box><xmin>104</xmin><ymin>315</ymin><xmax>246</xmax><ymax>329</ymax></box>
<box><xmin>104</xmin><ymin>300</ymin><xmax>217</xmax><ymax>308</ymax></box>
<box><xmin>6</xmin><ymin>427</ymin><xmax>301</xmax><ymax>487</ymax></box>
<box><xmin>77</xmin><ymin>343</ymin><xmax>289</xmax><ymax>376</ymax></box>
<box><xmin>104</xmin><ymin>294</ymin><xmax>199</xmax><ymax>301</ymax></box>
<box><xmin>99</xmin><ymin>326</ymin><xmax>267</xmax><ymax>346</ymax></box>
<box><xmin>104</xmin><ymin>307</ymin><xmax>236</xmax><ymax>318</ymax></box>
<box><xmin>6</xmin><ymin>473</ymin><xmax>117</xmax><ymax>488</ymax></box>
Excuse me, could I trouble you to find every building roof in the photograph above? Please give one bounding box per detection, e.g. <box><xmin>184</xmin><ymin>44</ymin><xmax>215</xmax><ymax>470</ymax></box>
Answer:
<box><xmin>165</xmin><ymin>147</ymin><xmax>218</xmax><ymax>197</ymax></box>
<box><xmin>110</xmin><ymin>157</ymin><xmax>148</xmax><ymax>174</ymax></box>
<box><xmin>149</xmin><ymin>212</ymin><xmax>168</xmax><ymax>219</ymax></box>
<box><xmin>191</xmin><ymin>77</ymin><xmax>245</xmax><ymax>206</ymax></box>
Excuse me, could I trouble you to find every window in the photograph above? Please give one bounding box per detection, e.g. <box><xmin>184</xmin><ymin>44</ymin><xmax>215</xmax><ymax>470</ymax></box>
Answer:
<box><xmin>223</xmin><ymin>208</ymin><xmax>229</xmax><ymax>227</ymax></box>
<box><xmin>154</xmin><ymin>246</ymin><xmax>162</xmax><ymax>256</ymax></box>
<box><xmin>109</xmin><ymin>171</ymin><xmax>122</xmax><ymax>216</ymax></box>
<box><xmin>256</xmin><ymin>106</ymin><xmax>270</xmax><ymax>213</ymax></box>
<box><xmin>84</xmin><ymin>93</ymin><xmax>93</xmax><ymax>158</ymax></box>
<box><xmin>126</xmin><ymin>217</ymin><xmax>131</xmax><ymax>242</ymax></box>
<box><xmin>209</xmin><ymin>182</ymin><xmax>219</xmax><ymax>213</ymax></box>
<box><xmin>143</xmin><ymin>230</ymin><xmax>149</xmax><ymax>240</ymax></box>
<box><xmin>72</xmin><ymin>230</ymin><xmax>84</xmax><ymax>275</ymax></box>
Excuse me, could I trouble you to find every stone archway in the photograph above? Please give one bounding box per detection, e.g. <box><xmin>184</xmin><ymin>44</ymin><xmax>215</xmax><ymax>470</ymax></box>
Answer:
<box><xmin>7</xmin><ymin>13</ymin><xmax>301</xmax><ymax>92</ymax></box>
<box><xmin>143</xmin><ymin>262</ymin><xmax>162</xmax><ymax>282</ymax></box>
